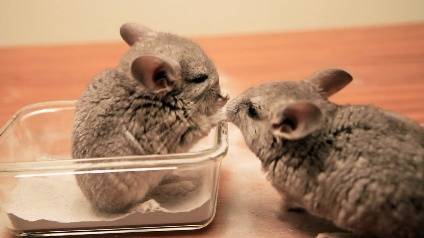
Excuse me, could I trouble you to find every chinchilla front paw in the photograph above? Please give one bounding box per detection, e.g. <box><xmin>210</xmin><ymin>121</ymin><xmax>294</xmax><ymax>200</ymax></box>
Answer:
<box><xmin>150</xmin><ymin>177</ymin><xmax>201</xmax><ymax>203</ymax></box>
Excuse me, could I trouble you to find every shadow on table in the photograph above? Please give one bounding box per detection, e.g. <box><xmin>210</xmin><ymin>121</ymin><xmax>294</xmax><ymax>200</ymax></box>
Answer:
<box><xmin>277</xmin><ymin>203</ymin><xmax>344</xmax><ymax>237</ymax></box>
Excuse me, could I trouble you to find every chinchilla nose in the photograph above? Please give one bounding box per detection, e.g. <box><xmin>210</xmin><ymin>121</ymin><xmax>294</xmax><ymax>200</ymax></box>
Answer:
<box><xmin>216</xmin><ymin>91</ymin><xmax>230</xmax><ymax>108</ymax></box>
<box><xmin>225</xmin><ymin>98</ymin><xmax>240</xmax><ymax>122</ymax></box>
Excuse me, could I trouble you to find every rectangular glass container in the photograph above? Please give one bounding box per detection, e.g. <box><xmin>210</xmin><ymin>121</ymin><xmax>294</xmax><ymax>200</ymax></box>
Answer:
<box><xmin>0</xmin><ymin>101</ymin><xmax>228</xmax><ymax>237</ymax></box>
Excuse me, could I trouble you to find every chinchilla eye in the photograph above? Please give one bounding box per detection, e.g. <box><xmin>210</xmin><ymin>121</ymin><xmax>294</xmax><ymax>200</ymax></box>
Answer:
<box><xmin>191</xmin><ymin>74</ymin><xmax>208</xmax><ymax>83</ymax></box>
<box><xmin>247</xmin><ymin>103</ymin><xmax>260</xmax><ymax>120</ymax></box>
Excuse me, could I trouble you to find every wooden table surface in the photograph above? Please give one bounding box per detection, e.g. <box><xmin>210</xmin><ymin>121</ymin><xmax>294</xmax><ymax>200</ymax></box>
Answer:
<box><xmin>1</xmin><ymin>23</ymin><xmax>424</xmax><ymax>237</ymax></box>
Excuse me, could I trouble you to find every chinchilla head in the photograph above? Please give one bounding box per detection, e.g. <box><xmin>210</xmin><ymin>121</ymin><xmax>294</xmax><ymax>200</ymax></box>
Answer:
<box><xmin>118</xmin><ymin>23</ymin><xmax>228</xmax><ymax>118</ymax></box>
<box><xmin>226</xmin><ymin>69</ymin><xmax>352</xmax><ymax>159</ymax></box>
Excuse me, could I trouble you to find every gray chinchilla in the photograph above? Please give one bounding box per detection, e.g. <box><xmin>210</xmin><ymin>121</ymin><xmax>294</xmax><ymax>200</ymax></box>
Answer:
<box><xmin>226</xmin><ymin>69</ymin><xmax>424</xmax><ymax>238</ymax></box>
<box><xmin>72</xmin><ymin>23</ymin><xmax>228</xmax><ymax>213</ymax></box>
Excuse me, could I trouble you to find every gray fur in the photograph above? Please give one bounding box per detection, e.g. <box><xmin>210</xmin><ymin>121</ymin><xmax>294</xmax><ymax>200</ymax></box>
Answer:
<box><xmin>226</xmin><ymin>69</ymin><xmax>424</xmax><ymax>238</ymax></box>
<box><xmin>72</xmin><ymin>23</ymin><xmax>227</xmax><ymax>213</ymax></box>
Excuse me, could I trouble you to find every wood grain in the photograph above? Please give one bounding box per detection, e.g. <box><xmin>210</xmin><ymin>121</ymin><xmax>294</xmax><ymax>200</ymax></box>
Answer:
<box><xmin>0</xmin><ymin>23</ymin><xmax>424</xmax><ymax>237</ymax></box>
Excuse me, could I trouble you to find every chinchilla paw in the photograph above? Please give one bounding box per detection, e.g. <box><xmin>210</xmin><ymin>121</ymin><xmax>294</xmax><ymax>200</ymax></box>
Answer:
<box><xmin>150</xmin><ymin>179</ymin><xmax>201</xmax><ymax>203</ymax></box>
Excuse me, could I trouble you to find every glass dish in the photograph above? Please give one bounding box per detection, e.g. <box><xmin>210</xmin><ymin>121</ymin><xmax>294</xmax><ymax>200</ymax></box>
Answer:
<box><xmin>0</xmin><ymin>101</ymin><xmax>228</xmax><ymax>237</ymax></box>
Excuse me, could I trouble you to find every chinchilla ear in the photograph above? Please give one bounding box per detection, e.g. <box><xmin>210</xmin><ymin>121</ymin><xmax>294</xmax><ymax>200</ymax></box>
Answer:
<box><xmin>131</xmin><ymin>55</ymin><xmax>182</xmax><ymax>94</ymax></box>
<box><xmin>120</xmin><ymin>23</ymin><xmax>153</xmax><ymax>45</ymax></box>
<box><xmin>309</xmin><ymin>68</ymin><xmax>353</xmax><ymax>98</ymax></box>
<box><xmin>271</xmin><ymin>101</ymin><xmax>323</xmax><ymax>140</ymax></box>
